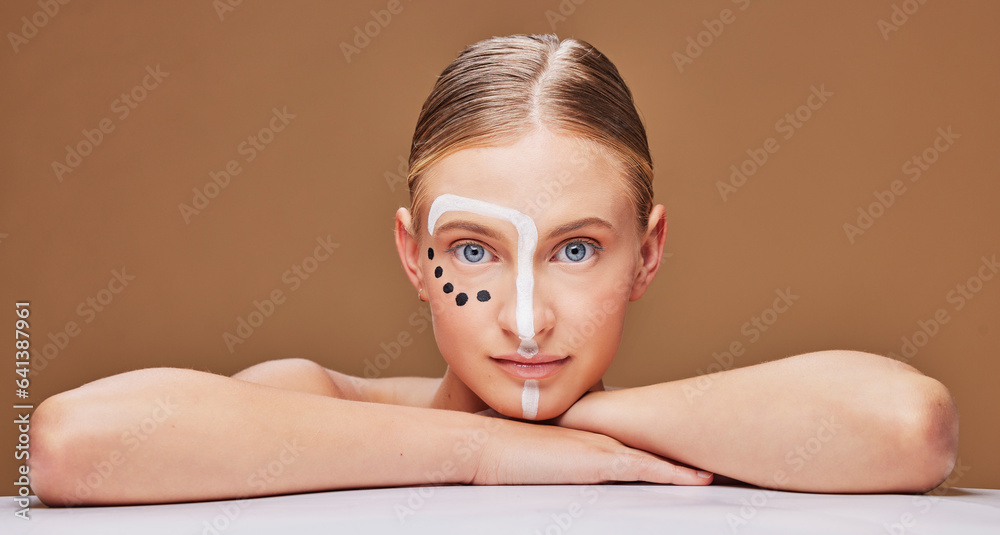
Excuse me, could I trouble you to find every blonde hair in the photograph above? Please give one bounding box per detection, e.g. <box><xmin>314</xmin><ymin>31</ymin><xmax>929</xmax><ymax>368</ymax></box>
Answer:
<box><xmin>407</xmin><ymin>34</ymin><xmax>653</xmax><ymax>234</ymax></box>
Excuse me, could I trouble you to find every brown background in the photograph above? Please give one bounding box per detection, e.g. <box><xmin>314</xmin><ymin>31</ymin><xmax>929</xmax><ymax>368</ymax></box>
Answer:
<box><xmin>2</xmin><ymin>0</ymin><xmax>998</xmax><ymax>491</ymax></box>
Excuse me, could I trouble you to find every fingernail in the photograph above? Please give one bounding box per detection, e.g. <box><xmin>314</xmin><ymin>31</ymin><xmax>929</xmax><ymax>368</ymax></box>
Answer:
<box><xmin>697</xmin><ymin>471</ymin><xmax>712</xmax><ymax>478</ymax></box>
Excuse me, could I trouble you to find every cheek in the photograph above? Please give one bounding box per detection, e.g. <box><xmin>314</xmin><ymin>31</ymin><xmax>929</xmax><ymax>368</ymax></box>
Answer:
<box><xmin>556</xmin><ymin>277</ymin><xmax>630</xmax><ymax>353</ymax></box>
<box><xmin>425</xmin><ymin>247</ymin><xmax>498</xmax><ymax>352</ymax></box>
<box><xmin>426</xmin><ymin>247</ymin><xmax>494</xmax><ymax>308</ymax></box>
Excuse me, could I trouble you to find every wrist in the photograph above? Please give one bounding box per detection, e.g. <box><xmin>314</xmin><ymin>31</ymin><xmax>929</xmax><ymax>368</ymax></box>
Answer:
<box><xmin>553</xmin><ymin>388</ymin><xmax>621</xmax><ymax>434</ymax></box>
<box><xmin>451</xmin><ymin>411</ymin><xmax>508</xmax><ymax>485</ymax></box>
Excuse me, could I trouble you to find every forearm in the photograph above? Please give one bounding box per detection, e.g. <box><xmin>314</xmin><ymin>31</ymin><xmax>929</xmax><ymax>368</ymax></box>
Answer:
<box><xmin>29</xmin><ymin>368</ymin><xmax>484</xmax><ymax>505</ymax></box>
<box><xmin>561</xmin><ymin>350</ymin><xmax>959</xmax><ymax>493</ymax></box>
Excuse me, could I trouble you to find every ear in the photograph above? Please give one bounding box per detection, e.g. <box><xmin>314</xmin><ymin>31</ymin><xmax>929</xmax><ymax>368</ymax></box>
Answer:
<box><xmin>629</xmin><ymin>204</ymin><xmax>668</xmax><ymax>301</ymax></box>
<box><xmin>395</xmin><ymin>207</ymin><xmax>425</xmax><ymax>294</ymax></box>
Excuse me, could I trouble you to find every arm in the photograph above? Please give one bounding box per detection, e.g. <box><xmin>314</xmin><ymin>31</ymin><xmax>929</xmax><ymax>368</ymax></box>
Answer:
<box><xmin>29</xmin><ymin>365</ymin><xmax>709</xmax><ymax>506</ymax></box>
<box><xmin>28</xmin><ymin>367</ymin><xmax>485</xmax><ymax>505</ymax></box>
<box><xmin>553</xmin><ymin>350</ymin><xmax>959</xmax><ymax>493</ymax></box>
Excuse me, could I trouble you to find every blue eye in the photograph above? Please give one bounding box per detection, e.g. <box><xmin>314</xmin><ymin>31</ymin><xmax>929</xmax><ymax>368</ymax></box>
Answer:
<box><xmin>454</xmin><ymin>243</ymin><xmax>494</xmax><ymax>264</ymax></box>
<box><xmin>556</xmin><ymin>240</ymin><xmax>597</xmax><ymax>263</ymax></box>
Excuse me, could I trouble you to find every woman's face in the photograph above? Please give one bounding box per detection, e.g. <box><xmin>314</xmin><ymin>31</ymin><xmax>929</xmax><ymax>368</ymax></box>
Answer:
<box><xmin>396</xmin><ymin>129</ymin><xmax>666</xmax><ymax>420</ymax></box>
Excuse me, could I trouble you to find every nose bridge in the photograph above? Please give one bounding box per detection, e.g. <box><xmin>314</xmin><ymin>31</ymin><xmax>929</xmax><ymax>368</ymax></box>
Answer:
<box><xmin>497</xmin><ymin>260</ymin><xmax>555</xmax><ymax>338</ymax></box>
<box><xmin>527</xmin><ymin>265</ymin><xmax>555</xmax><ymax>335</ymax></box>
<box><xmin>496</xmin><ymin>266</ymin><xmax>521</xmax><ymax>335</ymax></box>
<box><xmin>508</xmin><ymin>211</ymin><xmax>537</xmax><ymax>341</ymax></box>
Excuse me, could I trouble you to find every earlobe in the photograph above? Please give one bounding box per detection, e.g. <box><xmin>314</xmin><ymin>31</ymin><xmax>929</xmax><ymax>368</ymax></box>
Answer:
<box><xmin>395</xmin><ymin>207</ymin><xmax>424</xmax><ymax>292</ymax></box>
<box><xmin>629</xmin><ymin>205</ymin><xmax>668</xmax><ymax>301</ymax></box>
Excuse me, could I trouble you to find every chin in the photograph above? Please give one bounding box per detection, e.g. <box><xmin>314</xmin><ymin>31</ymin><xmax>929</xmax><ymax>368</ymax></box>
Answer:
<box><xmin>528</xmin><ymin>405</ymin><xmax>569</xmax><ymax>422</ymax></box>
<box><xmin>485</xmin><ymin>390</ymin><xmax>572</xmax><ymax>422</ymax></box>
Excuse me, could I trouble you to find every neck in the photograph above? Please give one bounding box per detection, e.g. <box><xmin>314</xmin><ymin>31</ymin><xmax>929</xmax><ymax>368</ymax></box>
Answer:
<box><xmin>587</xmin><ymin>378</ymin><xmax>606</xmax><ymax>393</ymax></box>
<box><xmin>430</xmin><ymin>366</ymin><xmax>491</xmax><ymax>413</ymax></box>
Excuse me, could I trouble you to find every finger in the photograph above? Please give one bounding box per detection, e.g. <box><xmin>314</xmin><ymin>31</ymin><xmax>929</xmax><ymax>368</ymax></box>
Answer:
<box><xmin>657</xmin><ymin>462</ymin><xmax>714</xmax><ymax>486</ymax></box>
<box><xmin>608</xmin><ymin>452</ymin><xmax>714</xmax><ymax>486</ymax></box>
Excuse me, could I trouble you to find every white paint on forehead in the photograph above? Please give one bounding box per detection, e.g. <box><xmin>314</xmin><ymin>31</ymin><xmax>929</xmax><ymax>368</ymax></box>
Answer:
<box><xmin>427</xmin><ymin>194</ymin><xmax>538</xmax><ymax>344</ymax></box>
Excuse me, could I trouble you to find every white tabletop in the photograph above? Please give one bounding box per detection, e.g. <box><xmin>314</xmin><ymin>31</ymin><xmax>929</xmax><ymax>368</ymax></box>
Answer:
<box><xmin>4</xmin><ymin>484</ymin><xmax>999</xmax><ymax>534</ymax></box>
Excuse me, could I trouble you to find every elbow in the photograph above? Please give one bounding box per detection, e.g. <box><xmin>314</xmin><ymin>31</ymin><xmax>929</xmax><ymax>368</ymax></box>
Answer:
<box><xmin>28</xmin><ymin>392</ymin><xmax>86</xmax><ymax>506</ymax></box>
<box><xmin>28</xmin><ymin>367</ymin><xmax>190</xmax><ymax>506</ymax></box>
<box><xmin>896</xmin><ymin>376</ymin><xmax>960</xmax><ymax>494</ymax></box>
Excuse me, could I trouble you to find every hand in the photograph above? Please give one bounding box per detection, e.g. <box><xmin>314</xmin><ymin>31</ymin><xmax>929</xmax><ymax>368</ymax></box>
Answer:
<box><xmin>469</xmin><ymin>417</ymin><xmax>713</xmax><ymax>486</ymax></box>
<box><xmin>548</xmin><ymin>388</ymin><xmax>608</xmax><ymax>431</ymax></box>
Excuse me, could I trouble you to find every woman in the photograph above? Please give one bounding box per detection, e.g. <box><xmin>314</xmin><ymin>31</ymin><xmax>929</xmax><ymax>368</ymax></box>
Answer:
<box><xmin>28</xmin><ymin>34</ymin><xmax>958</xmax><ymax>506</ymax></box>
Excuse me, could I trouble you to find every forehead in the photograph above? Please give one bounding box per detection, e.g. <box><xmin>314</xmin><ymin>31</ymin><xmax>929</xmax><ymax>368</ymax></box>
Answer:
<box><xmin>422</xmin><ymin>131</ymin><xmax>634</xmax><ymax>232</ymax></box>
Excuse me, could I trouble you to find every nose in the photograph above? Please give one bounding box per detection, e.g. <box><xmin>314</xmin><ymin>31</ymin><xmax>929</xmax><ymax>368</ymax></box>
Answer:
<box><xmin>497</xmin><ymin>267</ymin><xmax>555</xmax><ymax>344</ymax></box>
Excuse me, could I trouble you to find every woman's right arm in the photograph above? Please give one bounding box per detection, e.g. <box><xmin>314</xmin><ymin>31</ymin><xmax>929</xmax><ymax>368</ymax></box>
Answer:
<box><xmin>29</xmin><ymin>367</ymin><xmax>709</xmax><ymax>506</ymax></box>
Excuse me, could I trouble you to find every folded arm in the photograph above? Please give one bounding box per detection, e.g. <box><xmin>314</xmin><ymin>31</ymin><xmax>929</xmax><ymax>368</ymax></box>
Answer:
<box><xmin>29</xmin><ymin>360</ymin><xmax>710</xmax><ymax>506</ymax></box>
<box><xmin>28</xmin><ymin>366</ymin><xmax>488</xmax><ymax>505</ymax></box>
<box><xmin>553</xmin><ymin>350</ymin><xmax>959</xmax><ymax>493</ymax></box>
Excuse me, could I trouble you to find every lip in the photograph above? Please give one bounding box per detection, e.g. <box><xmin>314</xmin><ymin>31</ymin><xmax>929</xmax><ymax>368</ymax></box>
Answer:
<box><xmin>490</xmin><ymin>354</ymin><xmax>569</xmax><ymax>380</ymax></box>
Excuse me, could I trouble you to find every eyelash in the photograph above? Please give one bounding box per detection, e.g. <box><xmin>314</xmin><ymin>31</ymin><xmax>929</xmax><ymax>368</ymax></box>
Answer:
<box><xmin>444</xmin><ymin>240</ymin><xmax>499</xmax><ymax>264</ymax></box>
<box><xmin>443</xmin><ymin>238</ymin><xmax>603</xmax><ymax>263</ymax></box>
<box><xmin>553</xmin><ymin>238</ymin><xmax>603</xmax><ymax>263</ymax></box>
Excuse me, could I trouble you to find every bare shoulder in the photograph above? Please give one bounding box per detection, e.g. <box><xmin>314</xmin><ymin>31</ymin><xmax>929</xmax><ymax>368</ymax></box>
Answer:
<box><xmin>232</xmin><ymin>358</ymin><xmax>442</xmax><ymax>408</ymax></box>
<box><xmin>329</xmin><ymin>370</ymin><xmax>442</xmax><ymax>409</ymax></box>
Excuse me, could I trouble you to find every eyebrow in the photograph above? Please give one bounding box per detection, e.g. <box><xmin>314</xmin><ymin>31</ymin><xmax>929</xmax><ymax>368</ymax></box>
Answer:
<box><xmin>434</xmin><ymin>216</ymin><xmax>616</xmax><ymax>243</ymax></box>
<box><xmin>544</xmin><ymin>217</ymin><xmax>615</xmax><ymax>240</ymax></box>
<box><xmin>433</xmin><ymin>220</ymin><xmax>507</xmax><ymax>242</ymax></box>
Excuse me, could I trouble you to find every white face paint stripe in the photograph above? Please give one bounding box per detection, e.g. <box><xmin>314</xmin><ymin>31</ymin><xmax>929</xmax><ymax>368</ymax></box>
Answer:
<box><xmin>521</xmin><ymin>379</ymin><xmax>539</xmax><ymax>420</ymax></box>
<box><xmin>427</xmin><ymin>193</ymin><xmax>538</xmax><ymax>343</ymax></box>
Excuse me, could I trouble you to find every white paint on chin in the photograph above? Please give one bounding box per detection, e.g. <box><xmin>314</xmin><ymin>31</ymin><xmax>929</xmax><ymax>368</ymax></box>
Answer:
<box><xmin>521</xmin><ymin>379</ymin><xmax>539</xmax><ymax>419</ymax></box>
<box><xmin>427</xmin><ymin>193</ymin><xmax>539</xmax><ymax>354</ymax></box>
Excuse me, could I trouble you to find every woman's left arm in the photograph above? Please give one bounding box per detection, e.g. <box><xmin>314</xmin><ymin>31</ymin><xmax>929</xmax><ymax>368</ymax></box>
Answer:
<box><xmin>552</xmin><ymin>350</ymin><xmax>959</xmax><ymax>493</ymax></box>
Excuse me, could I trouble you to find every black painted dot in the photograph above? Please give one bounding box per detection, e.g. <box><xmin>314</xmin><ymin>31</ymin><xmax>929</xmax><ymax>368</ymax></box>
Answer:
<box><xmin>456</xmin><ymin>293</ymin><xmax>468</xmax><ymax>306</ymax></box>
<box><xmin>427</xmin><ymin>248</ymin><xmax>434</xmax><ymax>260</ymax></box>
<box><xmin>477</xmin><ymin>290</ymin><xmax>491</xmax><ymax>302</ymax></box>
<box><xmin>434</xmin><ymin>266</ymin><xmax>443</xmax><ymax>278</ymax></box>
<box><xmin>443</xmin><ymin>282</ymin><xmax>453</xmax><ymax>294</ymax></box>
